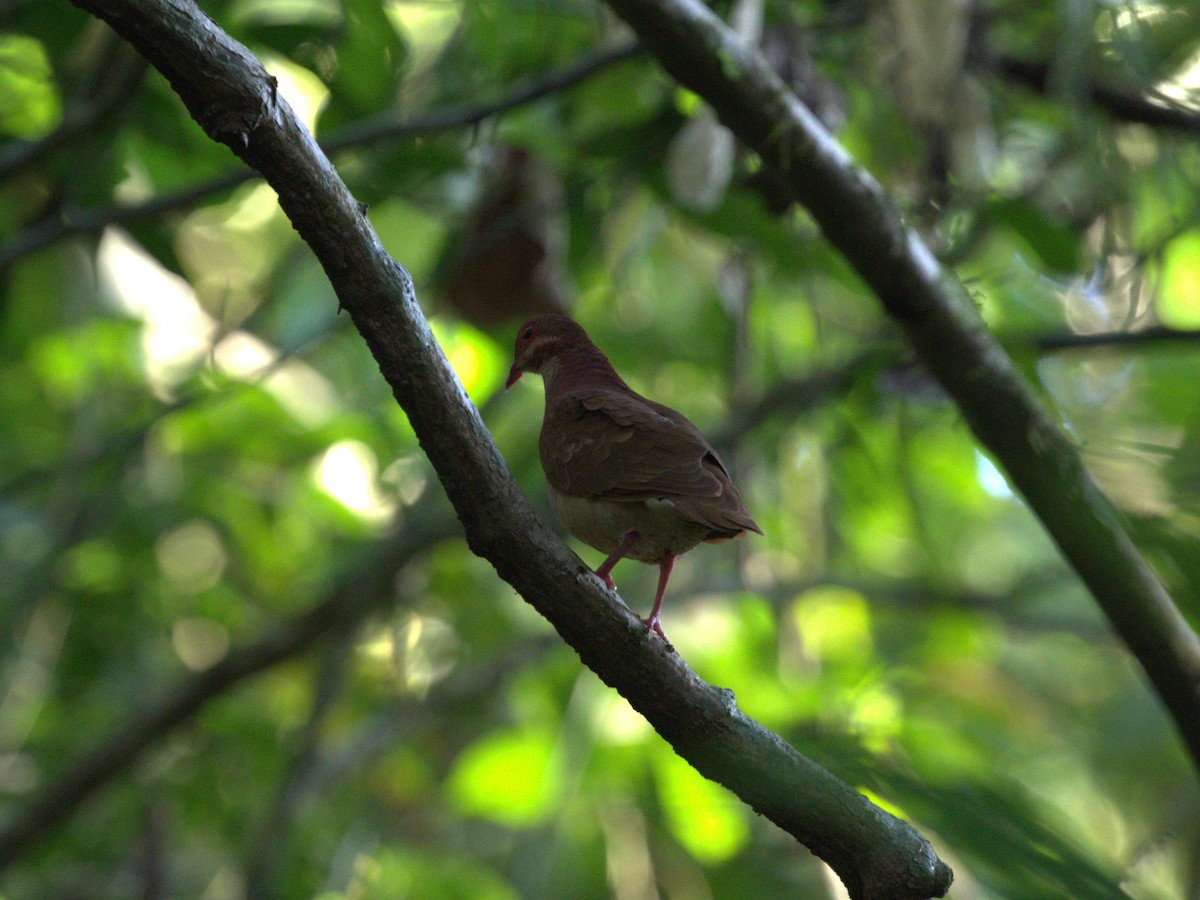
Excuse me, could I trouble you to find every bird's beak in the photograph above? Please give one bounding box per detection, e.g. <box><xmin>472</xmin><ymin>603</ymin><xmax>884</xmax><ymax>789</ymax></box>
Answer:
<box><xmin>504</xmin><ymin>364</ymin><xmax>522</xmax><ymax>389</ymax></box>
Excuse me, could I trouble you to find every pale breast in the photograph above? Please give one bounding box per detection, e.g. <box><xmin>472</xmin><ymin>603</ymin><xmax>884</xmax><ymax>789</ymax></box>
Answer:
<box><xmin>548</xmin><ymin>486</ymin><xmax>714</xmax><ymax>562</ymax></box>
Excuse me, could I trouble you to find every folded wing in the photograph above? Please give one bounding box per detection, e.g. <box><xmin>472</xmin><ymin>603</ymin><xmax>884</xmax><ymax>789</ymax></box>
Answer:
<box><xmin>541</xmin><ymin>388</ymin><xmax>761</xmax><ymax>537</ymax></box>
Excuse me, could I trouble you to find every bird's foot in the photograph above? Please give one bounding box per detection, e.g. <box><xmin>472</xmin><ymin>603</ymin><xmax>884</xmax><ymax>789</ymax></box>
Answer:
<box><xmin>593</xmin><ymin>570</ymin><xmax>616</xmax><ymax>591</ymax></box>
<box><xmin>639</xmin><ymin>614</ymin><xmax>669</xmax><ymax>643</ymax></box>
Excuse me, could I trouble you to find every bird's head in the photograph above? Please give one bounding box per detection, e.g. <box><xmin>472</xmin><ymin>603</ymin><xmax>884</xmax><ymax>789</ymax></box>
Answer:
<box><xmin>505</xmin><ymin>314</ymin><xmax>589</xmax><ymax>389</ymax></box>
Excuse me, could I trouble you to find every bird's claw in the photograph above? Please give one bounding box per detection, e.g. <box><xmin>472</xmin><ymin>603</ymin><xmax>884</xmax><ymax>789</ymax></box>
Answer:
<box><xmin>591</xmin><ymin>571</ymin><xmax>616</xmax><ymax>592</ymax></box>
<box><xmin>639</xmin><ymin>615</ymin><xmax>669</xmax><ymax>643</ymax></box>
<box><xmin>593</xmin><ymin>570</ymin><xmax>616</xmax><ymax>591</ymax></box>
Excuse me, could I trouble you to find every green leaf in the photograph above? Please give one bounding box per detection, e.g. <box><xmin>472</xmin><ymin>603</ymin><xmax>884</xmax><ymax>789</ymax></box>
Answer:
<box><xmin>654</xmin><ymin>750</ymin><xmax>749</xmax><ymax>863</ymax></box>
<box><xmin>447</xmin><ymin>728</ymin><xmax>561</xmax><ymax>826</ymax></box>
<box><xmin>1156</xmin><ymin>229</ymin><xmax>1200</xmax><ymax>328</ymax></box>
<box><xmin>0</xmin><ymin>34</ymin><xmax>61</xmax><ymax>138</ymax></box>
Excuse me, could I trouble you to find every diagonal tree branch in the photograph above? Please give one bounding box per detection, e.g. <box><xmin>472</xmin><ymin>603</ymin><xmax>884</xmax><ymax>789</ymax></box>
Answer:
<box><xmin>61</xmin><ymin>2</ymin><xmax>952</xmax><ymax>897</ymax></box>
<box><xmin>0</xmin><ymin>352</ymin><xmax>861</xmax><ymax>867</ymax></box>
<box><xmin>597</xmin><ymin>0</ymin><xmax>1200</xmax><ymax>773</ymax></box>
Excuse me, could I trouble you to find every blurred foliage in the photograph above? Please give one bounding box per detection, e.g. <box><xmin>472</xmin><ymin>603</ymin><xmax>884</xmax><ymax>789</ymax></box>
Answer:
<box><xmin>3</xmin><ymin>0</ymin><xmax>1200</xmax><ymax>897</ymax></box>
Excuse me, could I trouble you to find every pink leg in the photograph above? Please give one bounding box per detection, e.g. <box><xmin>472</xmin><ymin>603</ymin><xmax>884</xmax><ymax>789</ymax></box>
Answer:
<box><xmin>594</xmin><ymin>530</ymin><xmax>639</xmax><ymax>590</ymax></box>
<box><xmin>641</xmin><ymin>554</ymin><xmax>675</xmax><ymax>640</ymax></box>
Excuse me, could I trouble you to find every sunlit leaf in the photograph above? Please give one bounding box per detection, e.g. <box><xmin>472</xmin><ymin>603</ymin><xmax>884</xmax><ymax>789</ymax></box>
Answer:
<box><xmin>654</xmin><ymin>750</ymin><xmax>750</xmax><ymax>864</ymax></box>
<box><xmin>447</xmin><ymin>728</ymin><xmax>561</xmax><ymax>826</ymax></box>
<box><xmin>1157</xmin><ymin>229</ymin><xmax>1200</xmax><ymax>328</ymax></box>
<box><xmin>0</xmin><ymin>35</ymin><xmax>60</xmax><ymax>138</ymax></box>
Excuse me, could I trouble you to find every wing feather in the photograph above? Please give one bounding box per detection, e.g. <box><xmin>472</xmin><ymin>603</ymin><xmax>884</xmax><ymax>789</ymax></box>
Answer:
<box><xmin>540</xmin><ymin>388</ymin><xmax>761</xmax><ymax>535</ymax></box>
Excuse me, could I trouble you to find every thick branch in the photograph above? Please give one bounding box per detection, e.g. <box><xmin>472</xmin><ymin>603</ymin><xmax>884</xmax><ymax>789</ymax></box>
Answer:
<box><xmin>0</xmin><ymin>350</ymin><xmax>860</xmax><ymax>864</ymax></box>
<box><xmin>597</xmin><ymin>0</ymin><xmax>1200</xmax><ymax>773</ymax></box>
<box><xmin>63</xmin><ymin>2</ymin><xmax>951</xmax><ymax>897</ymax></box>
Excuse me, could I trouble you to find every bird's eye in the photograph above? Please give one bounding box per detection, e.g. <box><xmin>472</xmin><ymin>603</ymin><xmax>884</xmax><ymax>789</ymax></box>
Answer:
<box><xmin>522</xmin><ymin>326</ymin><xmax>534</xmax><ymax>340</ymax></box>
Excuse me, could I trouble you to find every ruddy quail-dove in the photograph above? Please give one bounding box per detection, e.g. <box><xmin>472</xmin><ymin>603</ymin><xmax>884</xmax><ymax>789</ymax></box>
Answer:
<box><xmin>505</xmin><ymin>315</ymin><xmax>762</xmax><ymax>640</ymax></box>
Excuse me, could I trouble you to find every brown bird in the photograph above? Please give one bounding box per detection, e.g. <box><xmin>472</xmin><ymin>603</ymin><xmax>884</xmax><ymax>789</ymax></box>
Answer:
<box><xmin>506</xmin><ymin>315</ymin><xmax>762</xmax><ymax>640</ymax></box>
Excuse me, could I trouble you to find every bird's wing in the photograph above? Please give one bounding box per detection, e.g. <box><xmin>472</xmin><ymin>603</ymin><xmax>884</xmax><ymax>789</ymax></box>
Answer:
<box><xmin>541</xmin><ymin>388</ymin><xmax>760</xmax><ymax>535</ymax></box>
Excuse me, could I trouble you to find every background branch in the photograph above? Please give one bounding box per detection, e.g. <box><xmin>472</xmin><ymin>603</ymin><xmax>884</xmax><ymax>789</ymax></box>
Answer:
<box><xmin>61</xmin><ymin>1</ymin><xmax>952</xmax><ymax>897</ymax></box>
<box><xmin>0</xmin><ymin>504</ymin><xmax>460</xmax><ymax>868</ymax></box>
<box><xmin>0</xmin><ymin>40</ymin><xmax>640</xmax><ymax>270</ymax></box>
<box><xmin>0</xmin><ymin>34</ymin><xmax>146</xmax><ymax>180</ymax></box>
<box><xmin>994</xmin><ymin>54</ymin><xmax>1200</xmax><ymax>136</ymax></box>
<box><xmin>244</xmin><ymin>636</ymin><xmax>558</xmax><ymax>896</ymax></box>
<box><xmin>243</xmin><ymin>630</ymin><xmax>357</xmax><ymax>899</ymax></box>
<box><xmin>1031</xmin><ymin>324</ymin><xmax>1200</xmax><ymax>352</ymax></box>
<box><xmin>597</xmin><ymin>0</ymin><xmax>1200</xmax><ymax>774</ymax></box>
